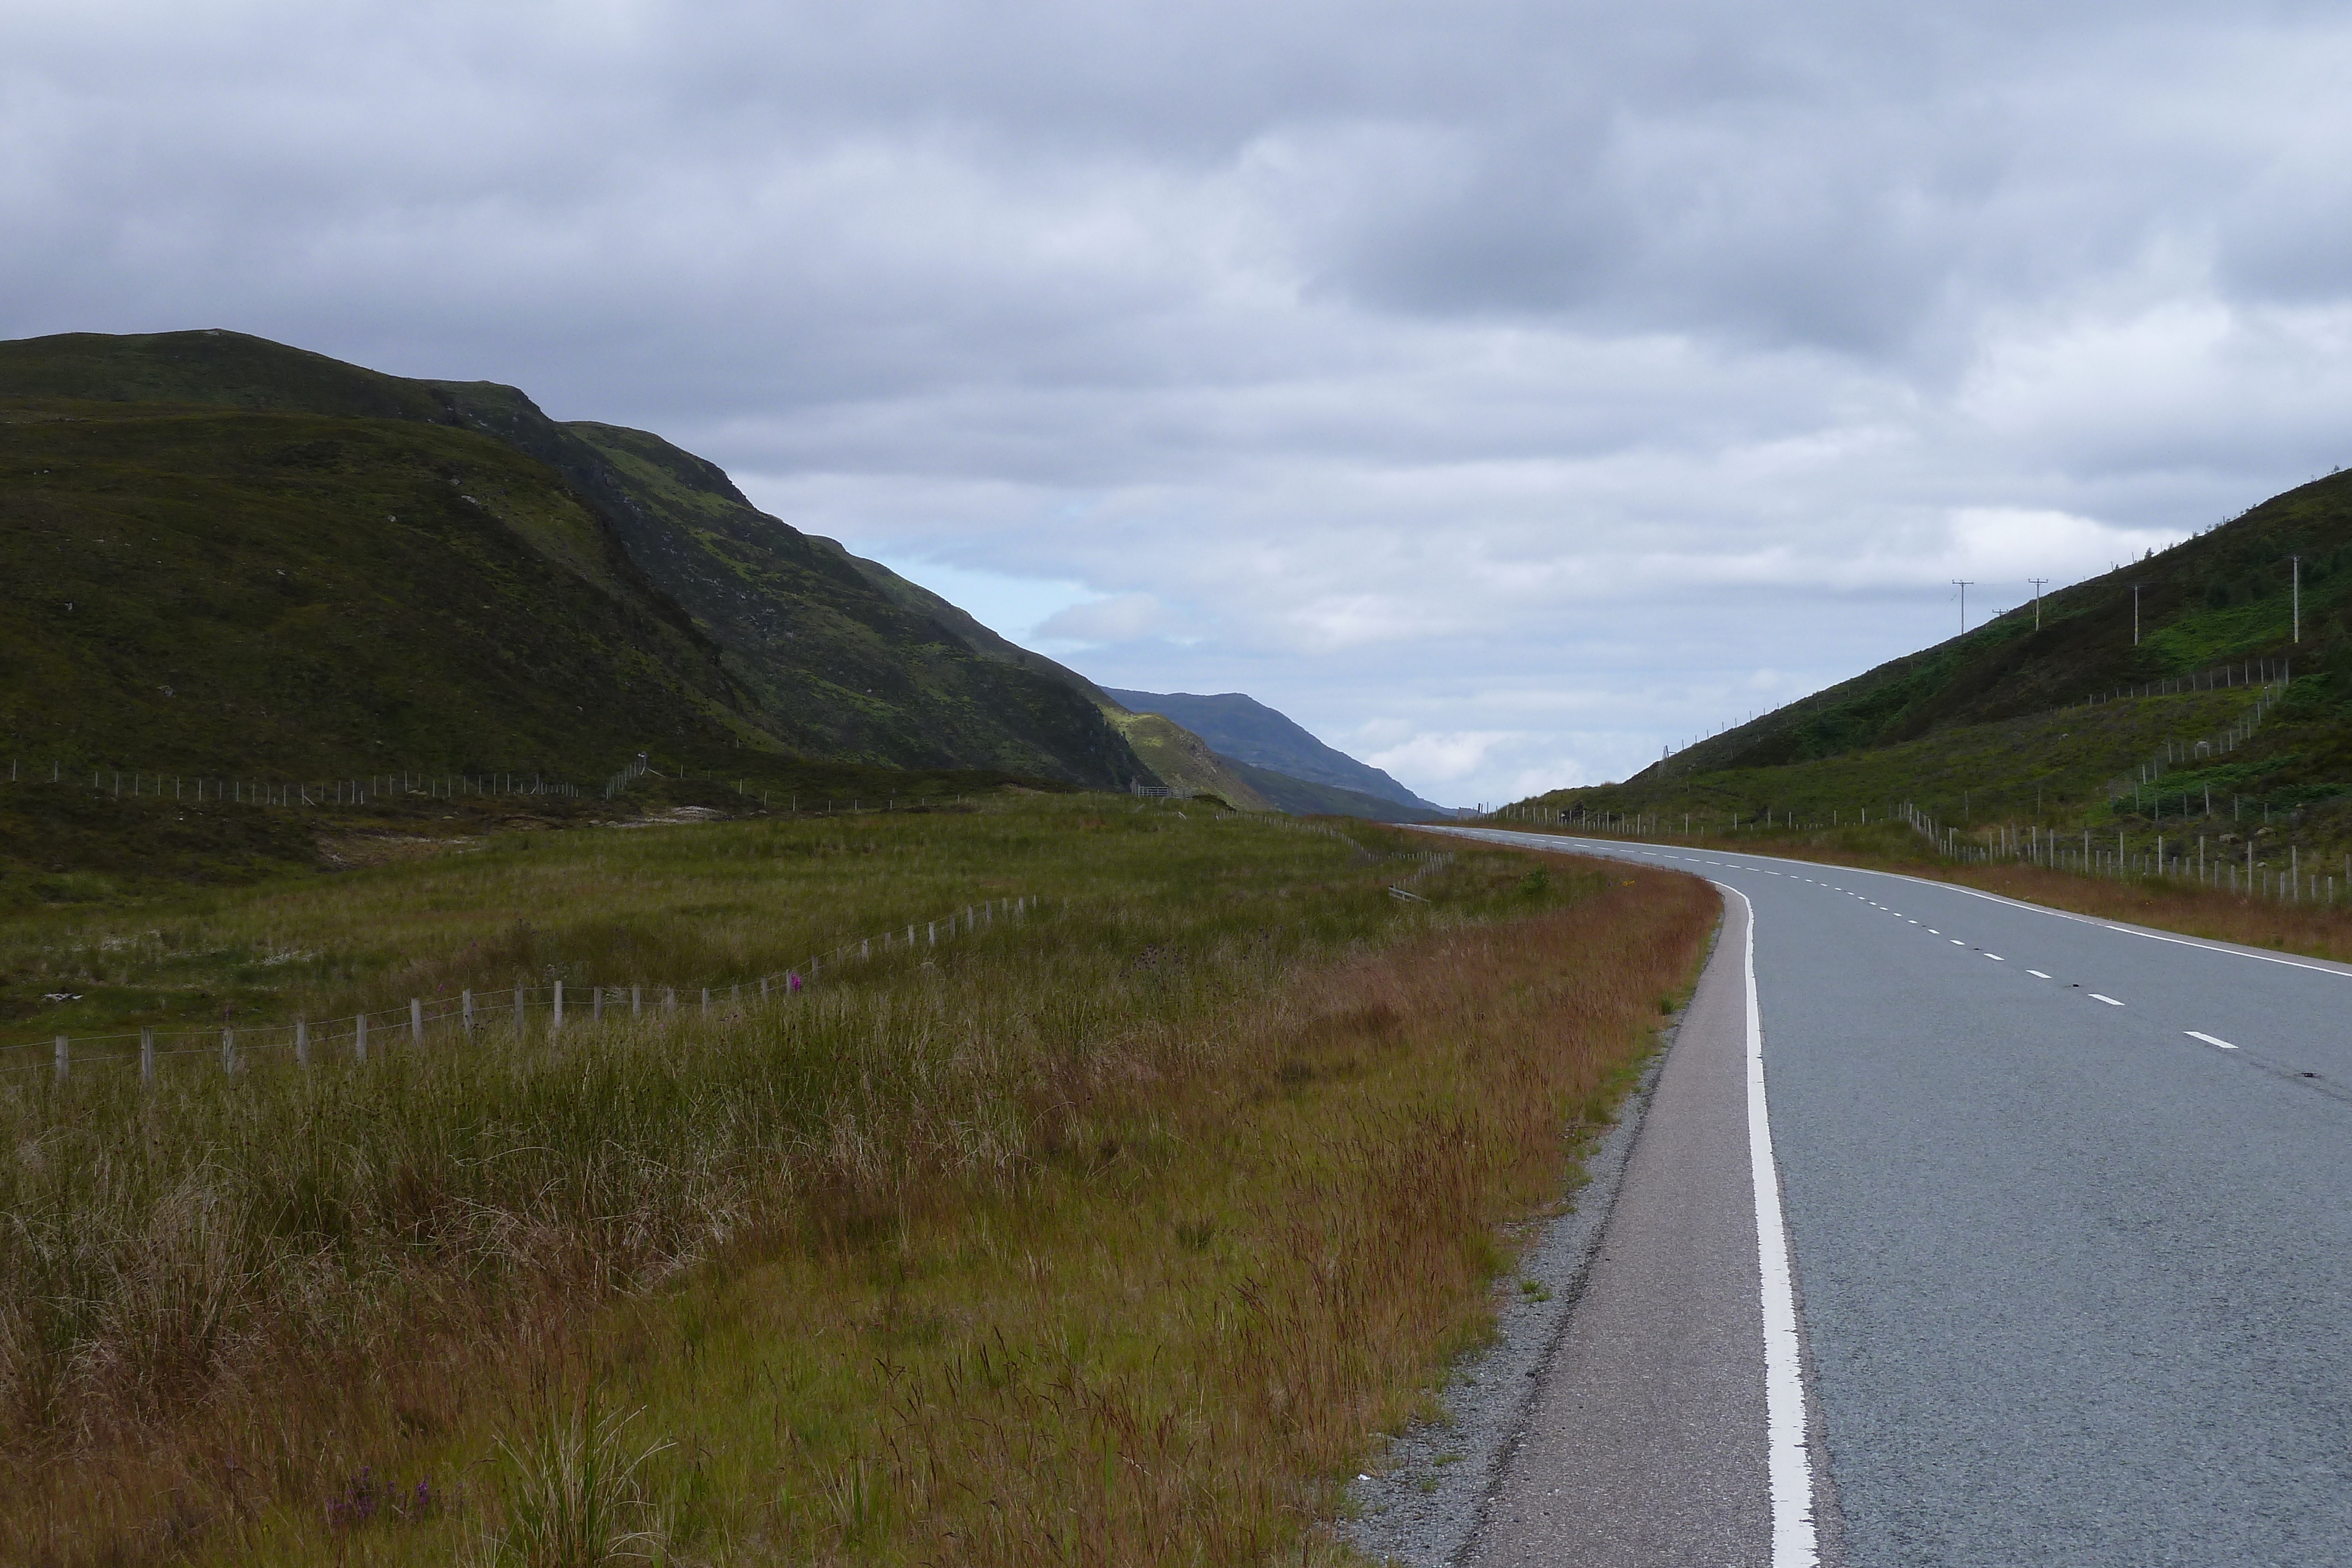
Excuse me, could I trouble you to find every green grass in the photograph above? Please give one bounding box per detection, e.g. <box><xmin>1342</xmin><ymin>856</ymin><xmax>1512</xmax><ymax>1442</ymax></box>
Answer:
<box><xmin>1</xmin><ymin>794</ymin><xmax>1718</xmax><ymax>1567</ymax></box>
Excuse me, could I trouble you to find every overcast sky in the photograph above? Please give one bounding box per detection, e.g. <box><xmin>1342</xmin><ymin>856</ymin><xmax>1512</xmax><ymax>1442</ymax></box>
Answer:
<box><xmin>12</xmin><ymin>1</ymin><xmax>2352</xmax><ymax>804</ymax></box>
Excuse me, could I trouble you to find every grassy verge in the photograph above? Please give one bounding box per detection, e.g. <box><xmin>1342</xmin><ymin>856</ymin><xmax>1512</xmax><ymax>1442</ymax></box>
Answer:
<box><xmin>2</xmin><ymin>798</ymin><xmax>1716</xmax><ymax>1565</ymax></box>
<box><xmin>1499</xmin><ymin>818</ymin><xmax>2352</xmax><ymax>964</ymax></box>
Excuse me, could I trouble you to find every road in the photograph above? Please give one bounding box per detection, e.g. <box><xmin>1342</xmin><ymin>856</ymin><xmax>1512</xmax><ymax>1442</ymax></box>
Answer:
<box><xmin>1435</xmin><ymin>828</ymin><xmax>2352</xmax><ymax>1567</ymax></box>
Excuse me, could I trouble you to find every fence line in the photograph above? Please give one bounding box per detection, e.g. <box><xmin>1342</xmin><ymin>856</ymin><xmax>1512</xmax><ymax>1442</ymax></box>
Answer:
<box><xmin>0</xmin><ymin>754</ymin><xmax>1011</xmax><ymax>821</ymax></box>
<box><xmin>2104</xmin><ymin>674</ymin><xmax>2288</xmax><ymax>808</ymax></box>
<box><xmin>2</xmin><ymin>761</ymin><xmax>586</xmax><ymax>806</ymax></box>
<box><xmin>8</xmin><ymin>893</ymin><xmax>1040</xmax><ymax>1085</ymax></box>
<box><xmin>2072</xmin><ymin>656</ymin><xmax>2293</xmax><ymax>711</ymax></box>
<box><xmin>1896</xmin><ymin>803</ymin><xmax>2347</xmax><ymax>905</ymax></box>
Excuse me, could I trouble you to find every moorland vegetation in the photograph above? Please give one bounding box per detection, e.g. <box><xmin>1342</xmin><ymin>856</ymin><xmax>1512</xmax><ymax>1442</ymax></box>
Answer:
<box><xmin>2</xmin><ymin>792</ymin><xmax>1713</xmax><ymax>1566</ymax></box>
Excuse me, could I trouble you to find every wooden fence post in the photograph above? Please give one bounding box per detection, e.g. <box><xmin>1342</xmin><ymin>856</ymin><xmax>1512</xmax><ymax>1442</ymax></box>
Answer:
<box><xmin>295</xmin><ymin>1018</ymin><xmax>309</xmax><ymax>1066</ymax></box>
<box><xmin>700</xmin><ymin>987</ymin><xmax>710</xmax><ymax>1015</ymax></box>
<box><xmin>632</xmin><ymin>984</ymin><xmax>642</xmax><ymax>1016</ymax></box>
<box><xmin>665</xmin><ymin>987</ymin><xmax>676</xmax><ymax>1012</ymax></box>
<box><xmin>463</xmin><ymin>989</ymin><xmax>475</xmax><ymax>1035</ymax></box>
<box><xmin>593</xmin><ymin>986</ymin><xmax>604</xmax><ymax>1022</ymax></box>
<box><xmin>54</xmin><ymin>1034</ymin><xmax>66</xmax><ymax>1084</ymax></box>
<box><xmin>513</xmin><ymin>985</ymin><xmax>526</xmax><ymax>1035</ymax></box>
<box><xmin>553</xmin><ymin>981</ymin><xmax>565</xmax><ymax>1031</ymax></box>
<box><xmin>221</xmin><ymin>1028</ymin><xmax>236</xmax><ymax>1074</ymax></box>
<box><xmin>410</xmin><ymin>998</ymin><xmax>423</xmax><ymax>1046</ymax></box>
<box><xmin>356</xmin><ymin>1014</ymin><xmax>368</xmax><ymax>1062</ymax></box>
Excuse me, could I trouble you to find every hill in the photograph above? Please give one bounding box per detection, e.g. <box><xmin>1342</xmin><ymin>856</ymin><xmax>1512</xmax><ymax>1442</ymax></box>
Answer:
<box><xmin>1101</xmin><ymin>709</ymin><xmax>1274</xmax><ymax>809</ymax></box>
<box><xmin>1651</xmin><ymin>470</ymin><xmax>2352</xmax><ymax>780</ymax></box>
<box><xmin>1101</xmin><ymin>688</ymin><xmax>1442</xmax><ymax>810</ymax></box>
<box><xmin>0</xmin><ymin>395</ymin><xmax>754</xmax><ymax>778</ymax></box>
<box><xmin>1516</xmin><ymin>466</ymin><xmax>2352</xmax><ymax>858</ymax></box>
<box><xmin>0</xmin><ymin>330</ymin><xmax>1152</xmax><ymax>788</ymax></box>
<box><xmin>1221</xmin><ymin>759</ymin><xmax>1445</xmax><ymax>823</ymax></box>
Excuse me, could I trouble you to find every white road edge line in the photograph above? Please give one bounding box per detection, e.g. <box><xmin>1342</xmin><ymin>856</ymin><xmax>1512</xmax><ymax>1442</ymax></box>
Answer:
<box><xmin>1719</xmin><ymin>883</ymin><xmax>1819</xmax><ymax>1567</ymax></box>
<box><xmin>2186</xmin><ymin>1030</ymin><xmax>2240</xmax><ymax>1050</ymax></box>
<box><xmin>2090</xmin><ymin>993</ymin><xmax>2124</xmax><ymax>1006</ymax></box>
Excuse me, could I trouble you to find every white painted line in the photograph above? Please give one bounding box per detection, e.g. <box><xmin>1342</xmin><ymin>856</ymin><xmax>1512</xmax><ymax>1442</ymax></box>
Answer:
<box><xmin>1984</xmin><ymin>954</ymin><xmax>2004</xmax><ymax>961</ymax></box>
<box><xmin>1907</xmin><ymin>920</ymin><xmax>1919</xmax><ymax>924</ymax></box>
<box><xmin>2028</xmin><ymin>970</ymin><xmax>2052</xmax><ymax>979</ymax></box>
<box><xmin>1927</xmin><ymin>929</ymin><xmax>1940</xmax><ymax>935</ymax></box>
<box><xmin>1950</xmin><ymin>939</ymin><xmax>1965</xmax><ymax>945</ymax></box>
<box><xmin>2186</xmin><ymin>1031</ymin><xmax>2239</xmax><ymax>1050</ymax></box>
<box><xmin>2090</xmin><ymin>993</ymin><xmax>2124</xmax><ymax>1006</ymax></box>
<box><xmin>1716</xmin><ymin>883</ymin><xmax>1819</xmax><ymax>1568</ymax></box>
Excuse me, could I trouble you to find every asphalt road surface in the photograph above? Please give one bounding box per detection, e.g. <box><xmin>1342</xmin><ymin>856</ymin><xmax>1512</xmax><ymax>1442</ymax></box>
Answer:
<box><xmin>1436</xmin><ymin>828</ymin><xmax>2352</xmax><ymax>1567</ymax></box>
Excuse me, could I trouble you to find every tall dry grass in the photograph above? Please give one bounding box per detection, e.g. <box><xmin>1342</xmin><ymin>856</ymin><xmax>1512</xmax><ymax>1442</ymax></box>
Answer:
<box><xmin>0</xmin><ymin>807</ymin><xmax>1715</xmax><ymax>1566</ymax></box>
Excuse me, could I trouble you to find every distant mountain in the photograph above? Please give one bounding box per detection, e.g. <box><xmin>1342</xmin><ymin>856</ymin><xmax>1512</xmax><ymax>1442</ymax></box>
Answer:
<box><xmin>1219</xmin><ymin>760</ymin><xmax>1444</xmax><ymax>823</ymax></box>
<box><xmin>1100</xmin><ymin>689</ymin><xmax>1443</xmax><ymax>811</ymax></box>
<box><xmin>0</xmin><ymin>330</ymin><xmax>1151</xmax><ymax>788</ymax></box>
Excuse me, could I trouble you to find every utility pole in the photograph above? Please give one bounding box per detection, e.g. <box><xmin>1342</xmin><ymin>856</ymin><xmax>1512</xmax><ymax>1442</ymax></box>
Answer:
<box><xmin>2291</xmin><ymin>554</ymin><xmax>2300</xmax><ymax>642</ymax></box>
<box><xmin>1953</xmin><ymin>580</ymin><xmax>1974</xmax><ymax>635</ymax></box>
<box><xmin>2028</xmin><ymin>577</ymin><xmax>2049</xmax><ymax>631</ymax></box>
<box><xmin>2131</xmin><ymin>582</ymin><xmax>2141</xmax><ymax>646</ymax></box>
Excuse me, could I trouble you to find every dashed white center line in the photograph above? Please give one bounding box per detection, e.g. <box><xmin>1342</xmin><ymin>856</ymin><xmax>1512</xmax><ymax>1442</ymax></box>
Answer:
<box><xmin>1984</xmin><ymin>954</ymin><xmax>2004</xmax><ymax>961</ymax></box>
<box><xmin>2089</xmin><ymin>994</ymin><xmax>2124</xmax><ymax>1007</ymax></box>
<box><xmin>1950</xmin><ymin>939</ymin><xmax>1966</xmax><ymax>945</ymax></box>
<box><xmin>2186</xmin><ymin>1031</ymin><xmax>2240</xmax><ymax>1050</ymax></box>
<box><xmin>1927</xmin><ymin>929</ymin><xmax>1940</xmax><ymax>935</ymax></box>
<box><xmin>2027</xmin><ymin>970</ymin><xmax>2052</xmax><ymax>979</ymax></box>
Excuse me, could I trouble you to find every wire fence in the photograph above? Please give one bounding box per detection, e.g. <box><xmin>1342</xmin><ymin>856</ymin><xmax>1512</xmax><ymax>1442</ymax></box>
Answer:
<box><xmin>7</xmin><ymin>894</ymin><xmax>1038</xmax><ymax>1086</ymax></box>
<box><xmin>0</xmin><ymin>754</ymin><xmax>997</xmax><ymax>818</ymax></box>
<box><xmin>1896</xmin><ymin>803</ymin><xmax>2349</xmax><ymax>904</ymax></box>
<box><xmin>2104</xmin><ymin>673</ymin><xmax>2290</xmax><ymax>808</ymax></box>
<box><xmin>2</xmin><ymin>761</ymin><xmax>586</xmax><ymax>807</ymax></box>
<box><xmin>2070</xmin><ymin>656</ymin><xmax>2293</xmax><ymax>711</ymax></box>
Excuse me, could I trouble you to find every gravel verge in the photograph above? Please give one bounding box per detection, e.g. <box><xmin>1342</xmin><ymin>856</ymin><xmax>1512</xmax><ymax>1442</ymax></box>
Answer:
<box><xmin>1338</xmin><ymin>1019</ymin><xmax>1679</xmax><ymax>1566</ymax></box>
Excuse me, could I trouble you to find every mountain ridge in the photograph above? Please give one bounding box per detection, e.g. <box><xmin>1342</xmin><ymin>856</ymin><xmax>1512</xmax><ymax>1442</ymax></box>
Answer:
<box><xmin>1100</xmin><ymin>688</ymin><xmax>1442</xmax><ymax>810</ymax></box>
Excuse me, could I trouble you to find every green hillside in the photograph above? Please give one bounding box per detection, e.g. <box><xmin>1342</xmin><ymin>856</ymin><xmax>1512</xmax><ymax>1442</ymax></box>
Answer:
<box><xmin>1104</xmin><ymin>709</ymin><xmax>1274</xmax><ymax>808</ymax></box>
<box><xmin>0</xmin><ymin>396</ymin><xmax>756</xmax><ymax>777</ymax></box>
<box><xmin>1655</xmin><ymin>469</ymin><xmax>2352</xmax><ymax>777</ymax></box>
<box><xmin>1518</xmin><ymin>466</ymin><xmax>2352</xmax><ymax>861</ymax></box>
<box><xmin>0</xmin><ymin>330</ymin><xmax>1150</xmax><ymax>788</ymax></box>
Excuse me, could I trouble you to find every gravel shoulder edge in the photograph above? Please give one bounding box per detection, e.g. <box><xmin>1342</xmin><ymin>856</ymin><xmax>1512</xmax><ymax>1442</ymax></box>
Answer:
<box><xmin>1337</xmin><ymin>965</ymin><xmax>1701</xmax><ymax>1566</ymax></box>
